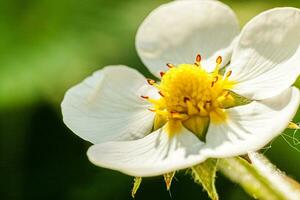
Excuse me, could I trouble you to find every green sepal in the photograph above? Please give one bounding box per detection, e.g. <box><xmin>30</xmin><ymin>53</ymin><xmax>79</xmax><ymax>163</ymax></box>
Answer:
<box><xmin>191</xmin><ymin>159</ymin><xmax>219</xmax><ymax>200</ymax></box>
<box><xmin>220</xmin><ymin>90</ymin><xmax>252</xmax><ymax>109</ymax></box>
<box><xmin>163</xmin><ymin>171</ymin><xmax>176</xmax><ymax>191</ymax></box>
<box><xmin>131</xmin><ymin>177</ymin><xmax>142</xmax><ymax>198</ymax></box>
<box><xmin>294</xmin><ymin>75</ymin><xmax>300</xmax><ymax>89</ymax></box>
<box><xmin>183</xmin><ymin>116</ymin><xmax>209</xmax><ymax>141</ymax></box>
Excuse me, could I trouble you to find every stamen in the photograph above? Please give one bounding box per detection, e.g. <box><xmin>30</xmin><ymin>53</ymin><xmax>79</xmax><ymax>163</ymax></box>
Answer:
<box><xmin>196</xmin><ymin>54</ymin><xmax>201</xmax><ymax>63</ymax></box>
<box><xmin>167</xmin><ymin>63</ymin><xmax>174</xmax><ymax>68</ymax></box>
<box><xmin>184</xmin><ymin>97</ymin><xmax>190</xmax><ymax>103</ymax></box>
<box><xmin>140</xmin><ymin>95</ymin><xmax>149</xmax><ymax>99</ymax></box>
<box><xmin>223</xmin><ymin>91</ymin><xmax>230</xmax><ymax>97</ymax></box>
<box><xmin>195</xmin><ymin>54</ymin><xmax>201</xmax><ymax>67</ymax></box>
<box><xmin>211</xmin><ymin>82</ymin><xmax>215</xmax><ymax>88</ymax></box>
<box><xmin>170</xmin><ymin>112</ymin><xmax>188</xmax><ymax>120</ymax></box>
<box><xmin>214</xmin><ymin>76</ymin><xmax>219</xmax><ymax>83</ymax></box>
<box><xmin>148</xmin><ymin>108</ymin><xmax>156</xmax><ymax>112</ymax></box>
<box><xmin>159</xmin><ymin>91</ymin><xmax>165</xmax><ymax>97</ymax></box>
<box><xmin>214</xmin><ymin>56</ymin><xmax>222</xmax><ymax>74</ymax></box>
<box><xmin>160</xmin><ymin>72</ymin><xmax>165</xmax><ymax>77</ymax></box>
<box><xmin>211</xmin><ymin>76</ymin><xmax>219</xmax><ymax>87</ymax></box>
<box><xmin>226</xmin><ymin>70</ymin><xmax>232</xmax><ymax>78</ymax></box>
<box><xmin>147</xmin><ymin>79</ymin><xmax>155</xmax><ymax>85</ymax></box>
<box><xmin>216</xmin><ymin>56</ymin><xmax>222</xmax><ymax>65</ymax></box>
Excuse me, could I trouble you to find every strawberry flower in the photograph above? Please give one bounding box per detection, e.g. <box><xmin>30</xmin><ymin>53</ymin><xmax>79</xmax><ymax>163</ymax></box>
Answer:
<box><xmin>61</xmin><ymin>0</ymin><xmax>300</xmax><ymax>177</ymax></box>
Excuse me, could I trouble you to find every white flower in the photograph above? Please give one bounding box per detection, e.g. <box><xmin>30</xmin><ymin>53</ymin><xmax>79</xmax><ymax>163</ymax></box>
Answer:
<box><xmin>61</xmin><ymin>0</ymin><xmax>300</xmax><ymax>177</ymax></box>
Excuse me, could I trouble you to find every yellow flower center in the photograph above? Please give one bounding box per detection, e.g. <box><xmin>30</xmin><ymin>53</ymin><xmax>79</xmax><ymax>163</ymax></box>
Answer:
<box><xmin>143</xmin><ymin>55</ymin><xmax>236</xmax><ymax>137</ymax></box>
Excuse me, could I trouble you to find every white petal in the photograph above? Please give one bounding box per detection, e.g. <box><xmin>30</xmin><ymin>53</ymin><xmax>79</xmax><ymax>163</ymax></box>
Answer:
<box><xmin>61</xmin><ymin>66</ymin><xmax>157</xmax><ymax>144</ymax></box>
<box><xmin>203</xmin><ymin>87</ymin><xmax>300</xmax><ymax>158</ymax></box>
<box><xmin>87</xmin><ymin>125</ymin><xmax>206</xmax><ymax>177</ymax></box>
<box><xmin>227</xmin><ymin>8</ymin><xmax>300</xmax><ymax>100</ymax></box>
<box><xmin>136</xmin><ymin>0</ymin><xmax>239</xmax><ymax>77</ymax></box>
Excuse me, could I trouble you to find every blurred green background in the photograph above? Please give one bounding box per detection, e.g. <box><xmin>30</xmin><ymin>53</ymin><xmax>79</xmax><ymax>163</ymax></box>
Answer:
<box><xmin>1</xmin><ymin>0</ymin><xmax>300</xmax><ymax>199</ymax></box>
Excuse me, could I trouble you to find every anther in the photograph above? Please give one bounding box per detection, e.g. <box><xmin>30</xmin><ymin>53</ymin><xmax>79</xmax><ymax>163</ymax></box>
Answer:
<box><xmin>160</xmin><ymin>71</ymin><xmax>165</xmax><ymax>77</ymax></box>
<box><xmin>184</xmin><ymin>97</ymin><xmax>190</xmax><ymax>103</ymax></box>
<box><xmin>148</xmin><ymin>108</ymin><xmax>156</xmax><ymax>112</ymax></box>
<box><xmin>214</xmin><ymin>76</ymin><xmax>219</xmax><ymax>83</ymax></box>
<box><xmin>166</xmin><ymin>63</ymin><xmax>174</xmax><ymax>68</ymax></box>
<box><xmin>211</xmin><ymin>81</ymin><xmax>215</xmax><ymax>88</ymax></box>
<box><xmin>195</xmin><ymin>54</ymin><xmax>201</xmax><ymax>67</ymax></box>
<box><xmin>211</xmin><ymin>76</ymin><xmax>218</xmax><ymax>87</ymax></box>
<box><xmin>147</xmin><ymin>79</ymin><xmax>155</xmax><ymax>85</ymax></box>
<box><xmin>214</xmin><ymin>56</ymin><xmax>222</xmax><ymax>74</ymax></box>
<box><xmin>170</xmin><ymin>111</ymin><xmax>180</xmax><ymax>117</ymax></box>
<box><xmin>140</xmin><ymin>95</ymin><xmax>149</xmax><ymax>99</ymax></box>
<box><xmin>226</xmin><ymin>70</ymin><xmax>232</xmax><ymax>77</ymax></box>
<box><xmin>158</xmin><ymin>91</ymin><xmax>165</xmax><ymax>97</ymax></box>
<box><xmin>196</xmin><ymin>54</ymin><xmax>201</xmax><ymax>63</ymax></box>
<box><xmin>216</xmin><ymin>56</ymin><xmax>222</xmax><ymax>65</ymax></box>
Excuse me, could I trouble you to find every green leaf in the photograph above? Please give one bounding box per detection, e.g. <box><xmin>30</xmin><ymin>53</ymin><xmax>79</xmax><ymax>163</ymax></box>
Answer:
<box><xmin>131</xmin><ymin>177</ymin><xmax>142</xmax><ymax>198</ymax></box>
<box><xmin>191</xmin><ymin>159</ymin><xmax>219</xmax><ymax>200</ymax></box>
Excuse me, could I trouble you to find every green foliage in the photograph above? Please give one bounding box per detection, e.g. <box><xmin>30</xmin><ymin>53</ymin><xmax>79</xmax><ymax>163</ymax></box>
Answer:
<box><xmin>1</xmin><ymin>0</ymin><xmax>300</xmax><ymax>200</ymax></box>
<box><xmin>1</xmin><ymin>0</ymin><xmax>300</xmax><ymax>110</ymax></box>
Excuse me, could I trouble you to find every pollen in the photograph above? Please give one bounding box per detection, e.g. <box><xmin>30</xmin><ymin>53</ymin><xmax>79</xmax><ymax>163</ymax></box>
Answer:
<box><xmin>143</xmin><ymin>55</ymin><xmax>236</xmax><ymax>136</ymax></box>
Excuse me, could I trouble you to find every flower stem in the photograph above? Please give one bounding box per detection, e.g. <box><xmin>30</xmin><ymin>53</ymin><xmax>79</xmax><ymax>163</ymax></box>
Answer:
<box><xmin>218</xmin><ymin>152</ymin><xmax>300</xmax><ymax>200</ymax></box>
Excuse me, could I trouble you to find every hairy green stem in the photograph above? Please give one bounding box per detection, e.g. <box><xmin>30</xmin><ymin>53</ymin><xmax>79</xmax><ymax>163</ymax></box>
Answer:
<box><xmin>218</xmin><ymin>152</ymin><xmax>300</xmax><ymax>200</ymax></box>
